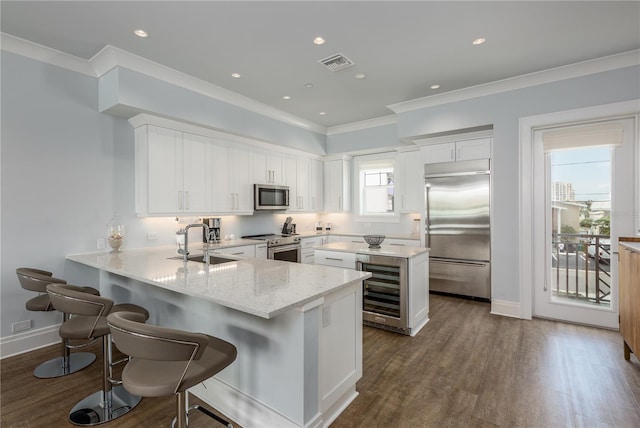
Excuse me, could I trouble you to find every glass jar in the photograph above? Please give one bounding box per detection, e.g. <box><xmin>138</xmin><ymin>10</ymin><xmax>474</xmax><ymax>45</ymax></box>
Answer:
<box><xmin>107</xmin><ymin>224</ymin><xmax>125</xmax><ymax>252</ymax></box>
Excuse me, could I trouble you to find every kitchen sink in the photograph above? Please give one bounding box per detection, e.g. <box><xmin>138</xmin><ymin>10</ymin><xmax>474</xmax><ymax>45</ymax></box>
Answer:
<box><xmin>167</xmin><ymin>255</ymin><xmax>237</xmax><ymax>265</ymax></box>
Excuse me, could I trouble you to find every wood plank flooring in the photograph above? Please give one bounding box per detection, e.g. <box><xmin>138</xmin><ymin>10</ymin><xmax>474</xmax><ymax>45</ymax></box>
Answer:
<box><xmin>2</xmin><ymin>294</ymin><xmax>640</xmax><ymax>427</ymax></box>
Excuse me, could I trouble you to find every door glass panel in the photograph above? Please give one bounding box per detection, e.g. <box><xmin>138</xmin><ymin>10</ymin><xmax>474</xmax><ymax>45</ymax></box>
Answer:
<box><xmin>549</xmin><ymin>147</ymin><xmax>611</xmax><ymax>308</ymax></box>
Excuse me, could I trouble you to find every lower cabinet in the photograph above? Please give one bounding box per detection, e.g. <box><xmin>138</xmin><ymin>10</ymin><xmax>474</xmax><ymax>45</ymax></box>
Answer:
<box><xmin>255</xmin><ymin>243</ymin><xmax>268</xmax><ymax>259</ymax></box>
<box><xmin>211</xmin><ymin>244</ymin><xmax>256</xmax><ymax>258</ymax></box>
<box><xmin>620</xmin><ymin>242</ymin><xmax>640</xmax><ymax>360</ymax></box>
<box><xmin>301</xmin><ymin>236</ymin><xmax>327</xmax><ymax>264</ymax></box>
<box><xmin>314</xmin><ymin>250</ymin><xmax>357</xmax><ymax>269</ymax></box>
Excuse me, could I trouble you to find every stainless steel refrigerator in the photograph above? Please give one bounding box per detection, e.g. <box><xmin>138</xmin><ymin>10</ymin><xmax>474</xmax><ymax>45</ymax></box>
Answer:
<box><xmin>425</xmin><ymin>159</ymin><xmax>491</xmax><ymax>300</ymax></box>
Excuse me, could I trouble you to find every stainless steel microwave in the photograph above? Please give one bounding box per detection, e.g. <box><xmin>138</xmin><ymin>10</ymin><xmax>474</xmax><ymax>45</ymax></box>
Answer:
<box><xmin>254</xmin><ymin>184</ymin><xmax>289</xmax><ymax>211</ymax></box>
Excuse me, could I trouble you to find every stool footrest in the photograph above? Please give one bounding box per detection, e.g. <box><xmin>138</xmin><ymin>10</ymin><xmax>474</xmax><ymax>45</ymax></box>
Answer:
<box><xmin>68</xmin><ymin>385</ymin><xmax>141</xmax><ymax>426</ymax></box>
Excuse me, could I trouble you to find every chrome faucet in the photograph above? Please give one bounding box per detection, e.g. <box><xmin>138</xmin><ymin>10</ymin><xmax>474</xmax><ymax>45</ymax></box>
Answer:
<box><xmin>177</xmin><ymin>223</ymin><xmax>210</xmax><ymax>262</ymax></box>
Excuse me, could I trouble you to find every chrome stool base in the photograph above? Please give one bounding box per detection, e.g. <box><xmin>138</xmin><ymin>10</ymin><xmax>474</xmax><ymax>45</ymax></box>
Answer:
<box><xmin>33</xmin><ymin>352</ymin><xmax>96</xmax><ymax>379</ymax></box>
<box><xmin>68</xmin><ymin>386</ymin><xmax>141</xmax><ymax>426</ymax></box>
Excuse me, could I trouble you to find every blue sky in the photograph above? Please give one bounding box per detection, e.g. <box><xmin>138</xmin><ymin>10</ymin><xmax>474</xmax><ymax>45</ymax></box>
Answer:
<box><xmin>550</xmin><ymin>147</ymin><xmax>611</xmax><ymax>202</ymax></box>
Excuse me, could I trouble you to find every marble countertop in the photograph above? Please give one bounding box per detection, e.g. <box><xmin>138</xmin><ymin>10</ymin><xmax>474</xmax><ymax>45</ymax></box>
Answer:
<box><xmin>297</xmin><ymin>232</ymin><xmax>420</xmax><ymax>240</ymax></box>
<box><xmin>315</xmin><ymin>242</ymin><xmax>429</xmax><ymax>258</ymax></box>
<box><xmin>67</xmin><ymin>246</ymin><xmax>370</xmax><ymax>319</ymax></box>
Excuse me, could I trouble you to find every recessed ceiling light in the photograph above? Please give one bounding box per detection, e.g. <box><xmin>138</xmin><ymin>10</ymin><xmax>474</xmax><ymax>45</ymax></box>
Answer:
<box><xmin>472</xmin><ymin>37</ymin><xmax>486</xmax><ymax>45</ymax></box>
<box><xmin>313</xmin><ymin>37</ymin><xmax>326</xmax><ymax>45</ymax></box>
<box><xmin>319</xmin><ymin>112</ymin><xmax>327</xmax><ymax>116</ymax></box>
<box><xmin>354</xmin><ymin>73</ymin><xmax>366</xmax><ymax>79</ymax></box>
<box><xmin>282</xmin><ymin>95</ymin><xmax>291</xmax><ymax>100</ymax></box>
<box><xmin>304</xmin><ymin>83</ymin><xmax>314</xmax><ymax>88</ymax></box>
<box><xmin>231</xmin><ymin>73</ymin><xmax>241</xmax><ymax>78</ymax></box>
<box><xmin>134</xmin><ymin>29</ymin><xmax>148</xmax><ymax>38</ymax></box>
<box><xmin>430</xmin><ymin>84</ymin><xmax>440</xmax><ymax>89</ymax></box>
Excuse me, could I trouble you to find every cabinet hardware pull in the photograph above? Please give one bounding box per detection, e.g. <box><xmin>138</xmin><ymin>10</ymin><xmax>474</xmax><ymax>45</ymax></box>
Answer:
<box><xmin>326</xmin><ymin>257</ymin><xmax>343</xmax><ymax>261</ymax></box>
<box><xmin>232</xmin><ymin>252</ymin><xmax>243</xmax><ymax>255</ymax></box>
<box><xmin>185</xmin><ymin>191</ymin><xmax>189</xmax><ymax>210</ymax></box>
<box><xmin>178</xmin><ymin>190</ymin><xmax>183</xmax><ymax>210</ymax></box>
<box><xmin>390</xmin><ymin>243</ymin><xmax>405</xmax><ymax>246</ymax></box>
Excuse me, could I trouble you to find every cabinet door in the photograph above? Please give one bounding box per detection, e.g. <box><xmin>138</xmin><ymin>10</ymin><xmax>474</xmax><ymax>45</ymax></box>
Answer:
<box><xmin>269</xmin><ymin>152</ymin><xmax>285</xmax><ymax>185</ymax></box>
<box><xmin>230</xmin><ymin>144</ymin><xmax>253</xmax><ymax>213</ymax></box>
<box><xmin>456</xmin><ymin>138</ymin><xmax>491</xmax><ymax>161</ymax></box>
<box><xmin>324</xmin><ymin>159</ymin><xmax>350</xmax><ymax>212</ymax></box>
<box><xmin>255</xmin><ymin>243</ymin><xmax>268</xmax><ymax>259</ymax></box>
<box><xmin>182</xmin><ymin>132</ymin><xmax>210</xmax><ymax>213</ymax></box>
<box><xmin>147</xmin><ymin>126</ymin><xmax>183</xmax><ymax>213</ymax></box>
<box><xmin>284</xmin><ymin>156</ymin><xmax>300</xmax><ymax>211</ymax></box>
<box><xmin>398</xmin><ymin>151</ymin><xmax>422</xmax><ymax>213</ymax></box>
<box><xmin>423</xmin><ymin>142</ymin><xmax>455</xmax><ymax>164</ymax></box>
<box><xmin>310</xmin><ymin>159</ymin><xmax>324</xmax><ymax>211</ymax></box>
<box><xmin>296</xmin><ymin>157</ymin><xmax>310</xmax><ymax>210</ymax></box>
<box><xmin>213</xmin><ymin>244</ymin><xmax>256</xmax><ymax>257</ymax></box>
<box><xmin>253</xmin><ymin>149</ymin><xmax>270</xmax><ymax>183</ymax></box>
<box><xmin>210</xmin><ymin>139</ymin><xmax>232</xmax><ymax>212</ymax></box>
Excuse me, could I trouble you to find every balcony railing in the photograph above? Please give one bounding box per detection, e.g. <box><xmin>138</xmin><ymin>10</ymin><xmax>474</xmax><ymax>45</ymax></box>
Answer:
<box><xmin>551</xmin><ymin>233</ymin><xmax>611</xmax><ymax>306</ymax></box>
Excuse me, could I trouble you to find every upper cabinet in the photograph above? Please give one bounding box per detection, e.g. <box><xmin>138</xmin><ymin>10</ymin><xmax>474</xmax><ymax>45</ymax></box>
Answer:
<box><xmin>396</xmin><ymin>149</ymin><xmax>422</xmax><ymax>213</ymax></box>
<box><xmin>131</xmin><ymin>114</ymin><xmax>324</xmax><ymax>216</ymax></box>
<box><xmin>254</xmin><ymin>149</ymin><xmax>285</xmax><ymax>185</ymax></box>
<box><xmin>135</xmin><ymin>125</ymin><xmax>210</xmax><ymax>215</ymax></box>
<box><xmin>422</xmin><ymin>137</ymin><xmax>492</xmax><ymax>164</ymax></box>
<box><xmin>209</xmin><ymin>140</ymin><xmax>254</xmax><ymax>214</ymax></box>
<box><xmin>324</xmin><ymin>157</ymin><xmax>351</xmax><ymax>212</ymax></box>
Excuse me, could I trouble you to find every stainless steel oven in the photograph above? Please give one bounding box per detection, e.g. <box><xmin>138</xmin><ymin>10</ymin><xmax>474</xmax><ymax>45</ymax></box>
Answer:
<box><xmin>268</xmin><ymin>242</ymin><xmax>301</xmax><ymax>262</ymax></box>
<box><xmin>242</xmin><ymin>234</ymin><xmax>301</xmax><ymax>263</ymax></box>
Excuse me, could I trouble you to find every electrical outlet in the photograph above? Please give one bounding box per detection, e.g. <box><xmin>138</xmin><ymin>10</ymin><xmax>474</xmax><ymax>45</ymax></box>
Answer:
<box><xmin>147</xmin><ymin>232</ymin><xmax>158</xmax><ymax>240</ymax></box>
<box><xmin>322</xmin><ymin>306</ymin><xmax>331</xmax><ymax>328</ymax></box>
<box><xmin>97</xmin><ymin>238</ymin><xmax>106</xmax><ymax>250</ymax></box>
<box><xmin>12</xmin><ymin>320</ymin><xmax>32</xmax><ymax>333</ymax></box>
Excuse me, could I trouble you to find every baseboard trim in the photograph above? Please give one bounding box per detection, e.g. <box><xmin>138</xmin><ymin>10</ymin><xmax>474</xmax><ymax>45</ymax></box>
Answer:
<box><xmin>190</xmin><ymin>377</ymin><xmax>302</xmax><ymax>428</ymax></box>
<box><xmin>490</xmin><ymin>299</ymin><xmax>523</xmax><ymax>319</ymax></box>
<box><xmin>0</xmin><ymin>324</ymin><xmax>60</xmax><ymax>359</ymax></box>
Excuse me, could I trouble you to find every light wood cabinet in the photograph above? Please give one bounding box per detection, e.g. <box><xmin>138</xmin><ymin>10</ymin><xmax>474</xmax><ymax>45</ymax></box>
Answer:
<box><xmin>619</xmin><ymin>241</ymin><xmax>640</xmax><ymax>360</ymax></box>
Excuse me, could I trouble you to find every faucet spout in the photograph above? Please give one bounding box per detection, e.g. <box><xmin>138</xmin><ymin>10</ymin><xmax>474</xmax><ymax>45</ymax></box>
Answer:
<box><xmin>178</xmin><ymin>223</ymin><xmax>210</xmax><ymax>262</ymax></box>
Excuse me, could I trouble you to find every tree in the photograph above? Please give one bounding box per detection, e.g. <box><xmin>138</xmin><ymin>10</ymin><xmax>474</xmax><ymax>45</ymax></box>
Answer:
<box><xmin>594</xmin><ymin>216</ymin><xmax>610</xmax><ymax>235</ymax></box>
<box><xmin>580</xmin><ymin>218</ymin><xmax>594</xmax><ymax>231</ymax></box>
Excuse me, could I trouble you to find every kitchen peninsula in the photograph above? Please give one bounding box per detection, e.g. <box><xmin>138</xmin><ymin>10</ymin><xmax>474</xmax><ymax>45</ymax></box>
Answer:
<box><xmin>66</xmin><ymin>246</ymin><xmax>371</xmax><ymax>428</ymax></box>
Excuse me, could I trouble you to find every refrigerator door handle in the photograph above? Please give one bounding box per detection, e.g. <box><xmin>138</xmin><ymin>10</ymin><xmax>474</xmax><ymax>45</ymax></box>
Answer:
<box><xmin>425</xmin><ymin>184</ymin><xmax>431</xmax><ymax>248</ymax></box>
<box><xmin>430</xmin><ymin>258</ymin><xmax>488</xmax><ymax>268</ymax></box>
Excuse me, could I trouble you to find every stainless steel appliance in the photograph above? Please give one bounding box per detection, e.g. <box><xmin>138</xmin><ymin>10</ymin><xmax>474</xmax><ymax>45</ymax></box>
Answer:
<box><xmin>356</xmin><ymin>254</ymin><xmax>409</xmax><ymax>334</ymax></box>
<box><xmin>202</xmin><ymin>217</ymin><xmax>221</xmax><ymax>242</ymax></box>
<box><xmin>425</xmin><ymin>159</ymin><xmax>491</xmax><ymax>300</ymax></box>
<box><xmin>254</xmin><ymin>184</ymin><xmax>289</xmax><ymax>211</ymax></box>
<box><xmin>242</xmin><ymin>233</ymin><xmax>301</xmax><ymax>262</ymax></box>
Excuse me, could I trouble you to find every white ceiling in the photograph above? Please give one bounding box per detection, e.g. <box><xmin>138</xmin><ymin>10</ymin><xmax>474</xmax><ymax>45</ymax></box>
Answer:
<box><xmin>2</xmin><ymin>1</ymin><xmax>639</xmax><ymax>128</ymax></box>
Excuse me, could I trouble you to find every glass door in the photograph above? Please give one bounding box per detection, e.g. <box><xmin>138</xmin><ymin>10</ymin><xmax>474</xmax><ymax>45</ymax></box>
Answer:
<box><xmin>533</xmin><ymin>118</ymin><xmax>636</xmax><ymax>328</ymax></box>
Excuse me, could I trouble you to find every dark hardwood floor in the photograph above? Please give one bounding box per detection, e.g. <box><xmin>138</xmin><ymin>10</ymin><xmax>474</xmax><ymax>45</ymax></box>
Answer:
<box><xmin>2</xmin><ymin>294</ymin><xmax>640</xmax><ymax>427</ymax></box>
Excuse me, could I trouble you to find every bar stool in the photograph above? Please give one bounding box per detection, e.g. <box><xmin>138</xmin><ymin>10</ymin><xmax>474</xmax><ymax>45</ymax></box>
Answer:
<box><xmin>16</xmin><ymin>267</ymin><xmax>98</xmax><ymax>378</ymax></box>
<box><xmin>47</xmin><ymin>283</ymin><xmax>150</xmax><ymax>426</ymax></box>
<box><xmin>107</xmin><ymin>311</ymin><xmax>237</xmax><ymax>428</ymax></box>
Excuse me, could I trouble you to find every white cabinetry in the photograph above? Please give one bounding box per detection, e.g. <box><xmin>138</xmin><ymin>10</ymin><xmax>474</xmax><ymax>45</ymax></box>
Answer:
<box><xmin>209</xmin><ymin>140</ymin><xmax>253</xmax><ymax>214</ymax></box>
<box><xmin>310</xmin><ymin>159</ymin><xmax>324</xmax><ymax>211</ymax></box>
<box><xmin>423</xmin><ymin>137</ymin><xmax>491</xmax><ymax>164</ymax></box>
<box><xmin>396</xmin><ymin>149</ymin><xmax>423</xmax><ymax>213</ymax></box>
<box><xmin>254</xmin><ymin>149</ymin><xmax>285</xmax><ymax>184</ymax></box>
<box><xmin>255</xmin><ymin>243</ymin><xmax>268</xmax><ymax>259</ymax></box>
<box><xmin>211</xmin><ymin>244</ymin><xmax>256</xmax><ymax>258</ymax></box>
<box><xmin>135</xmin><ymin>125</ymin><xmax>209</xmax><ymax>215</ymax></box>
<box><xmin>324</xmin><ymin>158</ymin><xmax>351</xmax><ymax>212</ymax></box>
<box><xmin>301</xmin><ymin>236</ymin><xmax>327</xmax><ymax>264</ymax></box>
<box><xmin>314</xmin><ymin>250</ymin><xmax>356</xmax><ymax>269</ymax></box>
<box><xmin>285</xmin><ymin>156</ymin><xmax>311</xmax><ymax>211</ymax></box>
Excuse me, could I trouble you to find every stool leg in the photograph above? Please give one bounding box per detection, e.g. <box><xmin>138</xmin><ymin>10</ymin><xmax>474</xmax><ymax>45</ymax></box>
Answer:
<box><xmin>176</xmin><ymin>391</ymin><xmax>188</xmax><ymax>428</ymax></box>
<box><xmin>68</xmin><ymin>334</ymin><xmax>141</xmax><ymax>426</ymax></box>
<box><xmin>33</xmin><ymin>312</ymin><xmax>96</xmax><ymax>379</ymax></box>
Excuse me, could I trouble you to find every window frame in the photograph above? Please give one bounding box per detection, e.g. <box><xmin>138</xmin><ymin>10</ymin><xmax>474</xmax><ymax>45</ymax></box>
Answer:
<box><xmin>354</xmin><ymin>152</ymin><xmax>400</xmax><ymax>222</ymax></box>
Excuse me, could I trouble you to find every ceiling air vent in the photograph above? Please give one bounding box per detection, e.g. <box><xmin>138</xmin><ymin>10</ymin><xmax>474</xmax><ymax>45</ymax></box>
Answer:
<box><xmin>318</xmin><ymin>53</ymin><xmax>355</xmax><ymax>72</ymax></box>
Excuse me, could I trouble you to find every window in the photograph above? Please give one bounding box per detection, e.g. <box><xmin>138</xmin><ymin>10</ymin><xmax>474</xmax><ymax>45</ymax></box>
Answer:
<box><xmin>355</xmin><ymin>154</ymin><xmax>397</xmax><ymax>219</ymax></box>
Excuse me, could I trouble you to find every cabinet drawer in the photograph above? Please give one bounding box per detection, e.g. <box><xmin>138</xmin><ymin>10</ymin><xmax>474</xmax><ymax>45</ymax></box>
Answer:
<box><xmin>212</xmin><ymin>244</ymin><xmax>256</xmax><ymax>257</ymax></box>
<box><xmin>314</xmin><ymin>250</ymin><xmax>356</xmax><ymax>269</ymax></box>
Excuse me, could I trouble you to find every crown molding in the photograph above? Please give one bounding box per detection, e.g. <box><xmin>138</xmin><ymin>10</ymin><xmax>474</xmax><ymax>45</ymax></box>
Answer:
<box><xmin>0</xmin><ymin>33</ymin><xmax>96</xmax><ymax>76</ymax></box>
<box><xmin>1</xmin><ymin>33</ymin><xmax>326</xmax><ymax>135</ymax></box>
<box><xmin>327</xmin><ymin>114</ymin><xmax>397</xmax><ymax>135</ymax></box>
<box><xmin>388</xmin><ymin>50</ymin><xmax>640</xmax><ymax>114</ymax></box>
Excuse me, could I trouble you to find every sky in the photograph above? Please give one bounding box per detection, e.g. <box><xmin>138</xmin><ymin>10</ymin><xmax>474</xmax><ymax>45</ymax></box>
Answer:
<box><xmin>550</xmin><ymin>147</ymin><xmax>611</xmax><ymax>202</ymax></box>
